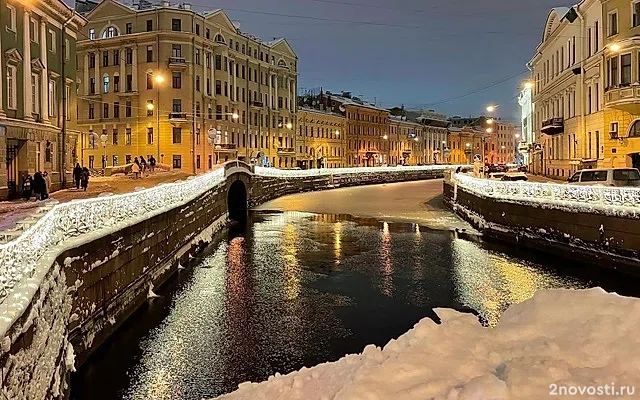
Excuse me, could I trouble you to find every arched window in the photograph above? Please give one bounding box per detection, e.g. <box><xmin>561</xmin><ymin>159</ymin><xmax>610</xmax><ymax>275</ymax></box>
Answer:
<box><xmin>102</xmin><ymin>26</ymin><xmax>119</xmax><ymax>38</ymax></box>
<box><xmin>103</xmin><ymin>75</ymin><xmax>110</xmax><ymax>93</ymax></box>
<box><xmin>277</xmin><ymin>59</ymin><xmax>287</xmax><ymax>68</ymax></box>
<box><xmin>214</xmin><ymin>34</ymin><xmax>226</xmax><ymax>44</ymax></box>
<box><xmin>629</xmin><ymin>120</ymin><xmax>640</xmax><ymax>137</ymax></box>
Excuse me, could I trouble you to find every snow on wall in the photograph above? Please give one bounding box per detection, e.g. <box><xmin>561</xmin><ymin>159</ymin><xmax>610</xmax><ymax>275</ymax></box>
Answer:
<box><xmin>255</xmin><ymin>165</ymin><xmax>456</xmax><ymax>178</ymax></box>
<box><xmin>214</xmin><ymin>288</ymin><xmax>640</xmax><ymax>400</ymax></box>
<box><xmin>453</xmin><ymin>173</ymin><xmax>640</xmax><ymax>217</ymax></box>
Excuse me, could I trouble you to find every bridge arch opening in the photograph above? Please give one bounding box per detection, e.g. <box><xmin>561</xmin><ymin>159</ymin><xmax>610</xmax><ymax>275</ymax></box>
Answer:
<box><xmin>227</xmin><ymin>180</ymin><xmax>248</xmax><ymax>222</ymax></box>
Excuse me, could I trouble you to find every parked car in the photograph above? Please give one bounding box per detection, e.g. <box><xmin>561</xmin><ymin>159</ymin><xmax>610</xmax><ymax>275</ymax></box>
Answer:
<box><xmin>567</xmin><ymin>168</ymin><xmax>640</xmax><ymax>187</ymax></box>
<box><xmin>501</xmin><ymin>172</ymin><xmax>528</xmax><ymax>182</ymax></box>
<box><xmin>489</xmin><ymin>172</ymin><xmax>506</xmax><ymax>180</ymax></box>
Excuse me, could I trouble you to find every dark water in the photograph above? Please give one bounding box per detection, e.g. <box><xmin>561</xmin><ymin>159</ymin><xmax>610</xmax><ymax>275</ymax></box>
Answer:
<box><xmin>71</xmin><ymin>211</ymin><xmax>640</xmax><ymax>400</ymax></box>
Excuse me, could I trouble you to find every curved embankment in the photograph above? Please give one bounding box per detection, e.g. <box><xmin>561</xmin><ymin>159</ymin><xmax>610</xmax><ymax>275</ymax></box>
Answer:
<box><xmin>0</xmin><ymin>163</ymin><xmax>455</xmax><ymax>399</ymax></box>
<box><xmin>444</xmin><ymin>173</ymin><xmax>640</xmax><ymax>274</ymax></box>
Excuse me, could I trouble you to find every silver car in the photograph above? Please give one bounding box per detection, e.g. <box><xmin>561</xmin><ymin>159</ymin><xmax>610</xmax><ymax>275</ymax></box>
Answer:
<box><xmin>567</xmin><ymin>168</ymin><xmax>640</xmax><ymax>187</ymax></box>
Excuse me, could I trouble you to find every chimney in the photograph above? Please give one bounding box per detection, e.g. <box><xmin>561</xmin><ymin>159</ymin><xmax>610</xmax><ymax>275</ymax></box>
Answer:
<box><xmin>181</xmin><ymin>2</ymin><xmax>191</xmax><ymax>9</ymax></box>
<box><xmin>160</xmin><ymin>0</ymin><xmax>169</xmax><ymax>7</ymax></box>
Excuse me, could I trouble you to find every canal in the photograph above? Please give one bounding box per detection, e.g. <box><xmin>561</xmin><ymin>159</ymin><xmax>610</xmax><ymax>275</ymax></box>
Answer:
<box><xmin>71</xmin><ymin>180</ymin><xmax>640</xmax><ymax>400</ymax></box>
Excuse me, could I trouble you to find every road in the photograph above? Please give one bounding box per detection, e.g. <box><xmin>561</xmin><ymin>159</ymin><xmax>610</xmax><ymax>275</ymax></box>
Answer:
<box><xmin>256</xmin><ymin>179</ymin><xmax>474</xmax><ymax>231</ymax></box>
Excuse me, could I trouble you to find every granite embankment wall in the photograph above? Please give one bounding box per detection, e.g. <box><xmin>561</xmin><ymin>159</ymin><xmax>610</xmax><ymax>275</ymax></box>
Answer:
<box><xmin>444</xmin><ymin>178</ymin><xmax>640</xmax><ymax>275</ymax></box>
<box><xmin>1</xmin><ymin>165</ymin><xmax>448</xmax><ymax>399</ymax></box>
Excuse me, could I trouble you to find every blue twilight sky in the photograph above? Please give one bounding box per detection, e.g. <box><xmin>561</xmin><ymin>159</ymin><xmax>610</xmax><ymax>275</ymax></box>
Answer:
<box><xmin>80</xmin><ymin>0</ymin><xmax>576</xmax><ymax>120</ymax></box>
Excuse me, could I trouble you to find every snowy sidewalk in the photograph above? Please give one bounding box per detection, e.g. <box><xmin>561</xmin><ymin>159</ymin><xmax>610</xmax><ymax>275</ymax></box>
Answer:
<box><xmin>214</xmin><ymin>288</ymin><xmax>640</xmax><ymax>400</ymax></box>
<box><xmin>0</xmin><ymin>170</ymin><xmax>192</xmax><ymax>234</ymax></box>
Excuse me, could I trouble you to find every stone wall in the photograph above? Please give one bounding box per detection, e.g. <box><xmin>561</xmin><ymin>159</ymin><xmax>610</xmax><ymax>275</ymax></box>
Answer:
<box><xmin>444</xmin><ymin>180</ymin><xmax>640</xmax><ymax>275</ymax></box>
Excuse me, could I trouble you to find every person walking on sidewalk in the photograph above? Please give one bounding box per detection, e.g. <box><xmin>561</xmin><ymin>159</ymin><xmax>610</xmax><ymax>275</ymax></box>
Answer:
<box><xmin>32</xmin><ymin>172</ymin><xmax>46</xmax><ymax>201</ymax></box>
<box><xmin>81</xmin><ymin>167</ymin><xmax>90</xmax><ymax>191</ymax></box>
<box><xmin>131</xmin><ymin>161</ymin><xmax>141</xmax><ymax>179</ymax></box>
<box><xmin>149</xmin><ymin>155</ymin><xmax>156</xmax><ymax>172</ymax></box>
<box><xmin>43</xmin><ymin>171</ymin><xmax>52</xmax><ymax>200</ymax></box>
<box><xmin>139</xmin><ymin>156</ymin><xmax>147</xmax><ymax>173</ymax></box>
<box><xmin>22</xmin><ymin>174</ymin><xmax>33</xmax><ymax>201</ymax></box>
<box><xmin>73</xmin><ymin>163</ymin><xmax>82</xmax><ymax>189</ymax></box>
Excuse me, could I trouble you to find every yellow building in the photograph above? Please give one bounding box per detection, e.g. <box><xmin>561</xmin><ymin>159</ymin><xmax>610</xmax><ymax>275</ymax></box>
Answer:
<box><xmin>296</xmin><ymin>108</ymin><xmax>346</xmax><ymax>169</ymax></box>
<box><xmin>448</xmin><ymin>127</ymin><xmax>485</xmax><ymax>165</ymax></box>
<box><xmin>389</xmin><ymin>117</ymin><xmax>422</xmax><ymax>166</ymax></box>
<box><xmin>75</xmin><ymin>0</ymin><xmax>298</xmax><ymax>173</ymax></box>
<box><xmin>601</xmin><ymin>0</ymin><xmax>640</xmax><ymax>169</ymax></box>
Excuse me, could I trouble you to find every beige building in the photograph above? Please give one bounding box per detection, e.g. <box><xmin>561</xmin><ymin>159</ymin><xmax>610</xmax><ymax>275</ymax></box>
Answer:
<box><xmin>601</xmin><ymin>0</ymin><xmax>640</xmax><ymax>169</ymax></box>
<box><xmin>485</xmin><ymin>120</ymin><xmax>517</xmax><ymax>164</ymax></box>
<box><xmin>75</xmin><ymin>0</ymin><xmax>297</xmax><ymax>172</ymax></box>
<box><xmin>530</xmin><ymin>0</ymin><xmax>605</xmax><ymax>179</ymax></box>
<box><xmin>296</xmin><ymin>108</ymin><xmax>346</xmax><ymax>168</ymax></box>
<box><xmin>448</xmin><ymin>127</ymin><xmax>486</xmax><ymax>165</ymax></box>
<box><xmin>389</xmin><ymin>116</ymin><xmax>422</xmax><ymax>166</ymax></box>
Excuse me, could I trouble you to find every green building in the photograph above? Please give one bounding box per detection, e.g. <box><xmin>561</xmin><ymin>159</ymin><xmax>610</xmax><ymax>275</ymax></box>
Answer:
<box><xmin>0</xmin><ymin>0</ymin><xmax>85</xmax><ymax>199</ymax></box>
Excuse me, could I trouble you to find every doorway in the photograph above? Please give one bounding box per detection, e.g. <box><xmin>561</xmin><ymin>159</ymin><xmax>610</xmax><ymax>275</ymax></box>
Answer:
<box><xmin>631</xmin><ymin>153</ymin><xmax>640</xmax><ymax>169</ymax></box>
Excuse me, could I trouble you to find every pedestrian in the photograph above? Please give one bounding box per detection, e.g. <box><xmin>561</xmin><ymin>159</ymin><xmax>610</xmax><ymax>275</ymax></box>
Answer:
<box><xmin>32</xmin><ymin>172</ymin><xmax>46</xmax><ymax>201</ymax></box>
<box><xmin>73</xmin><ymin>163</ymin><xmax>82</xmax><ymax>189</ymax></box>
<box><xmin>149</xmin><ymin>155</ymin><xmax>156</xmax><ymax>172</ymax></box>
<box><xmin>131</xmin><ymin>161</ymin><xmax>141</xmax><ymax>179</ymax></box>
<box><xmin>140</xmin><ymin>156</ymin><xmax>147</xmax><ymax>173</ymax></box>
<box><xmin>81</xmin><ymin>167</ymin><xmax>90</xmax><ymax>191</ymax></box>
<box><xmin>22</xmin><ymin>174</ymin><xmax>32</xmax><ymax>201</ymax></box>
<box><xmin>43</xmin><ymin>171</ymin><xmax>52</xmax><ymax>200</ymax></box>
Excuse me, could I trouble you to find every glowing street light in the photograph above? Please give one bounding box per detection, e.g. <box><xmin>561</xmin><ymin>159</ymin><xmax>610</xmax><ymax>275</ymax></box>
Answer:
<box><xmin>487</xmin><ymin>118</ymin><xmax>494</xmax><ymax>124</ymax></box>
<box><xmin>335</xmin><ymin>130</ymin><xmax>340</xmax><ymax>136</ymax></box>
<box><xmin>465</xmin><ymin>142</ymin><xmax>471</xmax><ymax>148</ymax></box>
<box><xmin>154</xmin><ymin>74</ymin><xmax>165</xmax><ymax>84</ymax></box>
<box><xmin>414</xmin><ymin>137</ymin><xmax>419</xmax><ymax>142</ymax></box>
<box><xmin>486</xmin><ymin>128</ymin><xmax>493</xmax><ymax>133</ymax></box>
<box><xmin>383</xmin><ymin>134</ymin><xmax>388</xmax><ymax>140</ymax></box>
<box><xmin>146</xmin><ymin>103</ymin><xmax>154</xmax><ymax>111</ymax></box>
<box><xmin>610</xmin><ymin>43</ymin><xmax>621</xmax><ymax>52</ymax></box>
<box><xmin>286</xmin><ymin>122</ymin><xmax>293</xmax><ymax>129</ymax></box>
<box><xmin>486</xmin><ymin>105</ymin><xmax>498</xmax><ymax>113</ymax></box>
<box><xmin>523</xmin><ymin>81</ymin><xmax>534</xmax><ymax>89</ymax></box>
<box><xmin>232</xmin><ymin>112</ymin><xmax>239</xmax><ymax>120</ymax></box>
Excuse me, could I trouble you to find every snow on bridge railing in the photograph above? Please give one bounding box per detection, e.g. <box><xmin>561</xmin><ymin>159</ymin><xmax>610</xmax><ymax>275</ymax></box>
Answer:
<box><xmin>453</xmin><ymin>173</ymin><xmax>640</xmax><ymax>216</ymax></box>
<box><xmin>0</xmin><ymin>168</ymin><xmax>227</xmax><ymax>333</ymax></box>
<box><xmin>254</xmin><ymin>164</ymin><xmax>460</xmax><ymax>178</ymax></box>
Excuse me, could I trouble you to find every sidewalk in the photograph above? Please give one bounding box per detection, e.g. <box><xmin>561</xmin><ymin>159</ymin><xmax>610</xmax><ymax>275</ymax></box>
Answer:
<box><xmin>0</xmin><ymin>170</ymin><xmax>192</xmax><ymax>232</ymax></box>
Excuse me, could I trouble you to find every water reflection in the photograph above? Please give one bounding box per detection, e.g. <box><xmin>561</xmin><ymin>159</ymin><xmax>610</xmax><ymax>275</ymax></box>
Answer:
<box><xmin>72</xmin><ymin>211</ymin><xmax>640</xmax><ymax>400</ymax></box>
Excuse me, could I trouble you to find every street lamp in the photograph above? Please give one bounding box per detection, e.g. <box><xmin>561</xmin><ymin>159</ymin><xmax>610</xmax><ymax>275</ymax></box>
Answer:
<box><xmin>146</xmin><ymin>103</ymin><xmax>154</xmax><ymax>111</ymax></box>
<box><xmin>609</xmin><ymin>43</ymin><xmax>621</xmax><ymax>52</ymax></box>
<box><xmin>154</xmin><ymin>74</ymin><xmax>165</xmax><ymax>84</ymax></box>
<box><xmin>232</xmin><ymin>112</ymin><xmax>239</xmax><ymax>120</ymax></box>
<box><xmin>486</xmin><ymin>105</ymin><xmax>498</xmax><ymax>113</ymax></box>
<box><xmin>487</xmin><ymin>118</ymin><xmax>494</xmax><ymax>124</ymax></box>
<box><xmin>286</xmin><ymin>122</ymin><xmax>293</xmax><ymax>130</ymax></box>
<box><xmin>486</xmin><ymin>128</ymin><xmax>493</xmax><ymax>133</ymax></box>
<box><xmin>523</xmin><ymin>81</ymin><xmax>534</xmax><ymax>89</ymax></box>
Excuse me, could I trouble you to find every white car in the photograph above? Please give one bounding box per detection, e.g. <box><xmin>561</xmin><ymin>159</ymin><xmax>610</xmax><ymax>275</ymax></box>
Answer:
<box><xmin>567</xmin><ymin>168</ymin><xmax>640</xmax><ymax>187</ymax></box>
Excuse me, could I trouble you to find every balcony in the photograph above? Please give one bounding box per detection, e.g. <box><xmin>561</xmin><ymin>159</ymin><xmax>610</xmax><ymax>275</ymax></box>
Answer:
<box><xmin>214</xmin><ymin>143</ymin><xmax>237</xmax><ymax>150</ymax></box>
<box><xmin>605</xmin><ymin>85</ymin><xmax>640</xmax><ymax>109</ymax></box>
<box><xmin>277</xmin><ymin>147</ymin><xmax>295</xmax><ymax>155</ymax></box>
<box><xmin>168</xmin><ymin>57</ymin><xmax>187</xmax><ymax>69</ymax></box>
<box><xmin>250</xmin><ymin>100</ymin><xmax>264</xmax><ymax>108</ymax></box>
<box><xmin>168</xmin><ymin>112</ymin><xmax>188</xmax><ymax>125</ymax></box>
<box><xmin>540</xmin><ymin>117</ymin><xmax>564</xmax><ymax>135</ymax></box>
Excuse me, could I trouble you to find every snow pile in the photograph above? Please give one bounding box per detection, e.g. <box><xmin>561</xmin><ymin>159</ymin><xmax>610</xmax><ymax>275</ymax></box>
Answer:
<box><xmin>215</xmin><ymin>288</ymin><xmax>640</xmax><ymax>400</ymax></box>
<box><xmin>454</xmin><ymin>173</ymin><xmax>640</xmax><ymax>217</ymax></box>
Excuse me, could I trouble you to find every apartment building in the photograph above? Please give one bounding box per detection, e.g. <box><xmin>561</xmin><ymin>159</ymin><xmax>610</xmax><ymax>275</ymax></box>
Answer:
<box><xmin>388</xmin><ymin>116</ymin><xmax>423</xmax><ymax>166</ymax></box>
<box><xmin>601</xmin><ymin>0</ymin><xmax>640</xmax><ymax>169</ymax></box>
<box><xmin>75</xmin><ymin>0</ymin><xmax>298</xmax><ymax>172</ymax></box>
<box><xmin>296</xmin><ymin>108</ymin><xmax>346</xmax><ymax>169</ymax></box>
<box><xmin>447</xmin><ymin>126</ymin><xmax>486</xmax><ymax>165</ymax></box>
<box><xmin>530</xmin><ymin>1</ymin><xmax>604</xmax><ymax>179</ymax></box>
<box><xmin>416</xmin><ymin>110</ymin><xmax>450</xmax><ymax>165</ymax></box>
<box><xmin>0</xmin><ymin>0</ymin><xmax>85</xmax><ymax>199</ymax></box>
<box><xmin>485</xmin><ymin>120</ymin><xmax>517</xmax><ymax>164</ymax></box>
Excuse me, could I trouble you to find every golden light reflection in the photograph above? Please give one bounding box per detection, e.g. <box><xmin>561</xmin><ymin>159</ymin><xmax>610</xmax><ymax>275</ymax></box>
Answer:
<box><xmin>227</xmin><ymin>237</ymin><xmax>246</xmax><ymax>299</ymax></box>
<box><xmin>282</xmin><ymin>224</ymin><xmax>301</xmax><ymax>301</ymax></box>
<box><xmin>334</xmin><ymin>222</ymin><xmax>343</xmax><ymax>264</ymax></box>
<box><xmin>379</xmin><ymin>222</ymin><xmax>394</xmax><ymax>297</ymax></box>
<box><xmin>451</xmin><ymin>237</ymin><xmax>564</xmax><ymax>326</ymax></box>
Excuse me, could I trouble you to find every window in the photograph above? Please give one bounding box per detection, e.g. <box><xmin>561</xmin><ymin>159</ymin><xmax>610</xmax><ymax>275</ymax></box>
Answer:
<box><xmin>608</xmin><ymin>11</ymin><xmax>618</xmax><ymax>36</ymax></box>
<box><xmin>113</xmin><ymin>128</ymin><xmax>119</xmax><ymax>145</ymax></box>
<box><xmin>113</xmin><ymin>50</ymin><xmax>120</xmax><ymax>65</ymax></box>
<box><xmin>48</xmin><ymin>80</ymin><xmax>56</xmax><ymax>117</ymax></box>
<box><xmin>103</xmin><ymin>102</ymin><xmax>109</xmax><ymax>118</ymax></box>
<box><xmin>125</xmin><ymin>101</ymin><xmax>132</xmax><ymax>117</ymax></box>
<box><xmin>614</xmin><ymin>169</ymin><xmax>640</xmax><ymax>181</ymax></box>
<box><xmin>629</xmin><ymin>120</ymin><xmax>640</xmax><ymax>137</ymax></box>
<box><xmin>65</xmin><ymin>39</ymin><xmax>70</xmax><ymax>60</ymax></box>
<box><xmin>102</xmin><ymin>26</ymin><xmax>118</xmax><ymax>38</ymax></box>
<box><xmin>216</xmin><ymin>105</ymin><xmax>222</xmax><ymax>120</ymax></box>
<box><xmin>172</xmin><ymin>72</ymin><xmax>181</xmax><ymax>88</ymax></box>
<box><xmin>103</xmin><ymin>76</ymin><xmax>110</xmax><ymax>93</ymax></box>
<box><xmin>147</xmin><ymin>100</ymin><xmax>154</xmax><ymax>116</ymax></box>
<box><xmin>48</xmin><ymin>30</ymin><xmax>55</xmax><ymax>53</ymax></box>
<box><xmin>6</xmin><ymin>65</ymin><xmax>16</xmax><ymax>110</ymax></box>
<box><xmin>581</xmin><ymin>170</ymin><xmax>607</xmax><ymax>182</ymax></box>
<box><xmin>147</xmin><ymin>127</ymin><xmax>154</xmax><ymax>144</ymax></box>
<box><xmin>568</xmin><ymin>172</ymin><xmax>580</xmax><ymax>183</ymax></box>
<box><xmin>208</xmin><ymin>106</ymin><xmax>212</xmax><ymax>119</ymax></box>
<box><xmin>594</xmin><ymin>21</ymin><xmax>599</xmax><ymax>51</ymax></box>
<box><xmin>114</xmin><ymin>102</ymin><xmax>120</xmax><ymax>118</ymax></box>
<box><xmin>206</xmin><ymin>28</ymin><xmax>210</xmax><ymax>39</ymax></box>
<box><xmin>89</xmin><ymin>28</ymin><xmax>95</xmax><ymax>40</ymax></box>
<box><xmin>171</xmin><ymin>44</ymin><xmax>181</xmax><ymax>58</ymax></box>
<box><xmin>196</xmin><ymin>75</ymin><xmax>200</xmax><ymax>91</ymax></box>
<box><xmin>112</xmin><ymin>155</ymin><xmax>119</xmax><ymax>166</ymax></box>
<box><xmin>89</xmin><ymin>103</ymin><xmax>94</xmax><ymax>119</ymax></box>
<box><xmin>89</xmin><ymin>53</ymin><xmax>96</xmax><ymax>68</ymax></box>
<box><xmin>103</xmin><ymin>51</ymin><xmax>109</xmax><ymax>67</ymax></box>
<box><xmin>621</xmin><ymin>53</ymin><xmax>632</xmax><ymax>85</ymax></box>
<box><xmin>195</xmin><ymin>49</ymin><xmax>200</xmax><ymax>65</ymax></box>
<box><xmin>172</xmin><ymin>127</ymin><xmax>182</xmax><ymax>144</ymax></box>
<box><xmin>146</xmin><ymin>20</ymin><xmax>153</xmax><ymax>32</ymax></box>
<box><xmin>172</xmin><ymin>99</ymin><xmax>182</xmax><ymax>112</ymax></box>
<box><xmin>195</xmin><ymin>23</ymin><xmax>200</xmax><ymax>35</ymax></box>
<box><xmin>114</xmin><ymin>75</ymin><xmax>120</xmax><ymax>92</ymax></box>
<box><xmin>147</xmin><ymin>74</ymin><xmax>154</xmax><ymax>89</ymax></box>
<box><xmin>147</xmin><ymin>46</ymin><xmax>153</xmax><ymax>62</ymax></box>
<box><xmin>126</xmin><ymin>128</ymin><xmax>132</xmax><ymax>145</ymax></box>
<box><xmin>587</xmin><ymin>86</ymin><xmax>592</xmax><ymax>114</ymax></box>
<box><xmin>172</xmin><ymin>18</ymin><xmax>181</xmax><ymax>31</ymax></box>
<box><xmin>126</xmin><ymin>74</ymin><xmax>133</xmax><ymax>91</ymax></box>
<box><xmin>195</xmin><ymin>101</ymin><xmax>200</xmax><ymax>117</ymax></box>
<box><xmin>634</xmin><ymin>2</ymin><xmax>640</xmax><ymax>27</ymax></box>
<box><xmin>126</xmin><ymin>48</ymin><xmax>133</xmax><ymax>64</ymax></box>
<box><xmin>31</xmin><ymin>74</ymin><xmax>39</xmax><ymax>115</ymax></box>
<box><xmin>126</xmin><ymin>22</ymin><xmax>132</xmax><ymax>34</ymax></box>
<box><xmin>609</xmin><ymin>56</ymin><xmax>619</xmax><ymax>86</ymax></box>
<box><xmin>587</xmin><ymin>28</ymin><xmax>591</xmax><ymax>57</ymax></box>
<box><xmin>6</xmin><ymin>4</ymin><xmax>16</xmax><ymax>32</ymax></box>
<box><xmin>215</xmin><ymin>55</ymin><xmax>222</xmax><ymax>70</ymax></box>
<box><xmin>173</xmin><ymin>155</ymin><xmax>182</xmax><ymax>169</ymax></box>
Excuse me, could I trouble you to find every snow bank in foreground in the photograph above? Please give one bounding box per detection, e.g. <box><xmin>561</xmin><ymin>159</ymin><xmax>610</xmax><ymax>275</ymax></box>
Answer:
<box><xmin>214</xmin><ymin>288</ymin><xmax>640</xmax><ymax>400</ymax></box>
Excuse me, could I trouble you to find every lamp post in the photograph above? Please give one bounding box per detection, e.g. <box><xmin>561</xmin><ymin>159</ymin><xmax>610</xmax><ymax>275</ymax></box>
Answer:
<box><xmin>100</xmin><ymin>132</ymin><xmax>108</xmax><ymax>169</ymax></box>
<box><xmin>151</xmin><ymin>72</ymin><xmax>165</xmax><ymax>161</ymax></box>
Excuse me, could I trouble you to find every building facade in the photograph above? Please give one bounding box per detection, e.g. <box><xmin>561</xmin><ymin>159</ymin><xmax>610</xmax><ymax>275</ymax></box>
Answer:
<box><xmin>486</xmin><ymin>120</ymin><xmax>517</xmax><ymax>164</ymax></box>
<box><xmin>601</xmin><ymin>0</ymin><xmax>640</xmax><ymax>169</ymax></box>
<box><xmin>416</xmin><ymin>110</ymin><xmax>450</xmax><ymax>165</ymax></box>
<box><xmin>389</xmin><ymin>116</ymin><xmax>422</xmax><ymax>166</ymax></box>
<box><xmin>75</xmin><ymin>0</ymin><xmax>298</xmax><ymax>173</ymax></box>
<box><xmin>531</xmin><ymin>1</ymin><xmax>605</xmax><ymax>179</ymax></box>
<box><xmin>0</xmin><ymin>0</ymin><xmax>85</xmax><ymax>199</ymax></box>
<box><xmin>447</xmin><ymin>126</ymin><xmax>485</xmax><ymax>165</ymax></box>
<box><xmin>296</xmin><ymin>108</ymin><xmax>346</xmax><ymax>169</ymax></box>
<box><xmin>518</xmin><ymin>84</ymin><xmax>534</xmax><ymax>166</ymax></box>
